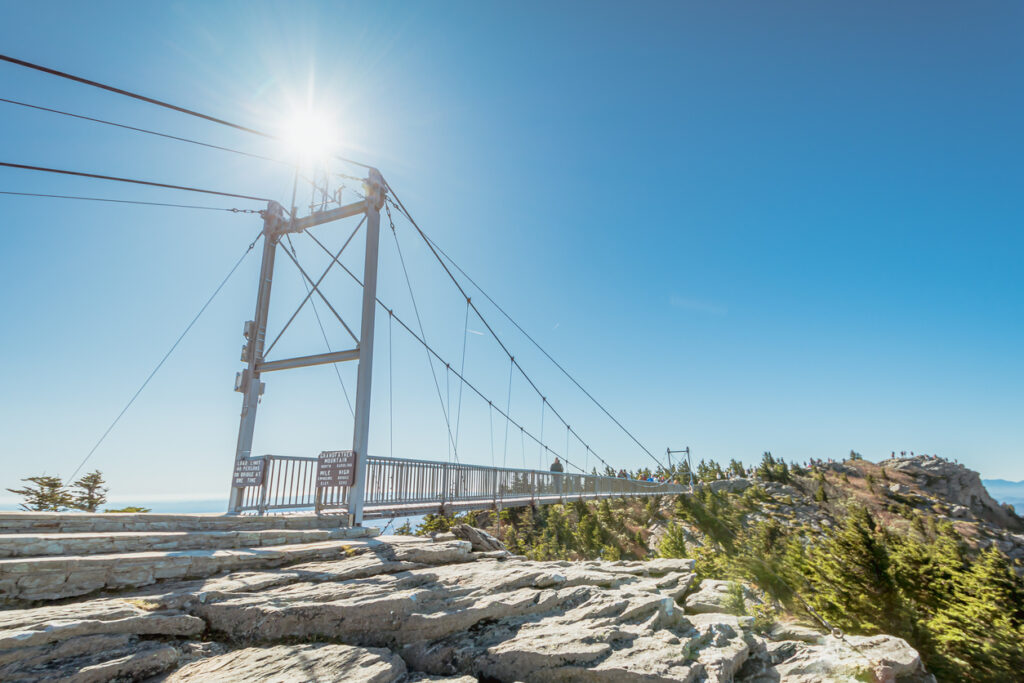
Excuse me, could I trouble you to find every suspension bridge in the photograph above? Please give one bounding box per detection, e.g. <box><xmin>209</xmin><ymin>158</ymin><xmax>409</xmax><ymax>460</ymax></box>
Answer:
<box><xmin>1</xmin><ymin>54</ymin><xmax>689</xmax><ymax>525</ymax></box>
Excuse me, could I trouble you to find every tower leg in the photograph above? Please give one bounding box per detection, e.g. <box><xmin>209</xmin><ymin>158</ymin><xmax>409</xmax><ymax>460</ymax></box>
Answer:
<box><xmin>227</xmin><ymin>202</ymin><xmax>284</xmax><ymax>513</ymax></box>
<box><xmin>347</xmin><ymin>169</ymin><xmax>385</xmax><ymax>525</ymax></box>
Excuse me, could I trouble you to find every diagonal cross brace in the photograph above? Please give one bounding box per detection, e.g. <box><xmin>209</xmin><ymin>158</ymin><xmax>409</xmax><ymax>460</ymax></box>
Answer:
<box><xmin>263</xmin><ymin>219</ymin><xmax>364</xmax><ymax>357</ymax></box>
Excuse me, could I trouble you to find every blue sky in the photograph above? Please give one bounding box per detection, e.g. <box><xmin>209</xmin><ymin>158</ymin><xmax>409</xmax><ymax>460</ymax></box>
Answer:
<box><xmin>1</xmin><ymin>1</ymin><xmax>1022</xmax><ymax>508</ymax></box>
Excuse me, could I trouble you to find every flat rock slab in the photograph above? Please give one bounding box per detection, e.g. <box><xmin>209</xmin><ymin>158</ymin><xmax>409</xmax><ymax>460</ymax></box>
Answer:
<box><xmin>0</xmin><ymin>535</ymin><xmax>935</xmax><ymax>683</ymax></box>
<box><xmin>0</xmin><ymin>512</ymin><xmax>362</xmax><ymax>535</ymax></box>
<box><xmin>165</xmin><ymin>643</ymin><xmax>406</xmax><ymax>682</ymax></box>
<box><xmin>0</xmin><ymin>527</ymin><xmax>370</xmax><ymax>558</ymax></box>
<box><xmin>0</xmin><ymin>539</ymin><xmax>371</xmax><ymax>602</ymax></box>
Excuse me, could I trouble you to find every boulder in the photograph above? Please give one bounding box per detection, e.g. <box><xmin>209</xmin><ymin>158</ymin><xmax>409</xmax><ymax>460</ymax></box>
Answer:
<box><xmin>772</xmin><ymin>634</ymin><xmax>932</xmax><ymax>683</ymax></box>
<box><xmin>450</xmin><ymin>524</ymin><xmax>506</xmax><ymax>552</ymax></box>
<box><xmin>769</xmin><ymin>621</ymin><xmax>825</xmax><ymax>644</ymax></box>
<box><xmin>684</xmin><ymin>578</ymin><xmax>761</xmax><ymax>615</ymax></box>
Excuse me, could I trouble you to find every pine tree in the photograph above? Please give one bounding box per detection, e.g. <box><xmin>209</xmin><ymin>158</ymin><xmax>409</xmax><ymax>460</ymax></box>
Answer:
<box><xmin>659</xmin><ymin>522</ymin><xmax>689</xmax><ymax>558</ymax></box>
<box><xmin>927</xmin><ymin>545</ymin><xmax>1024</xmax><ymax>681</ymax></box>
<box><xmin>71</xmin><ymin>470</ymin><xmax>107</xmax><ymax>512</ymax></box>
<box><xmin>6</xmin><ymin>475</ymin><xmax>72</xmax><ymax>511</ymax></box>
<box><xmin>728</xmin><ymin>459</ymin><xmax>745</xmax><ymax>477</ymax></box>
<box><xmin>577</xmin><ymin>513</ymin><xmax>603</xmax><ymax>556</ymax></box>
<box><xmin>676</xmin><ymin>459</ymin><xmax>692</xmax><ymax>484</ymax></box>
<box><xmin>804</xmin><ymin>505</ymin><xmax>905</xmax><ymax>634</ymax></box>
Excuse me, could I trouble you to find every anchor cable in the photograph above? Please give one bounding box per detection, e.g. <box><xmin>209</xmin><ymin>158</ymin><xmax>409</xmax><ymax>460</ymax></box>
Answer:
<box><xmin>65</xmin><ymin>230</ymin><xmax>263</xmax><ymax>483</ymax></box>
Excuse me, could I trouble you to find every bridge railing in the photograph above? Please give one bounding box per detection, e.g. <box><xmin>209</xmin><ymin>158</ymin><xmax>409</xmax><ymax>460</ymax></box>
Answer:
<box><xmin>235</xmin><ymin>455</ymin><xmax>319</xmax><ymax>513</ymax></box>
<box><xmin>235</xmin><ymin>454</ymin><xmax>685</xmax><ymax>516</ymax></box>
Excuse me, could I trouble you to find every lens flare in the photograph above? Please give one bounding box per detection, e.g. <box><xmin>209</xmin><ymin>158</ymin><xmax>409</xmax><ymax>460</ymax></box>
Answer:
<box><xmin>283</xmin><ymin>110</ymin><xmax>335</xmax><ymax>161</ymax></box>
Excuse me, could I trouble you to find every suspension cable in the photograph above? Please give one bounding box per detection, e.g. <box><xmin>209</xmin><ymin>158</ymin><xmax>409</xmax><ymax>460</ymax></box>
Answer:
<box><xmin>389</xmin><ymin>310</ymin><xmax>394</xmax><ymax>459</ymax></box>
<box><xmin>388</xmin><ymin>190</ymin><xmax>661</xmax><ymax>470</ymax></box>
<box><xmin>488</xmin><ymin>402</ymin><xmax>496</xmax><ymax>469</ymax></box>
<box><xmin>303</xmin><ymin>228</ymin><xmax>590</xmax><ymax>472</ymax></box>
<box><xmin>0</xmin><ymin>161</ymin><xmax>271</xmax><ymax>203</ymax></box>
<box><xmin>384</xmin><ymin>190</ymin><xmax>637</xmax><ymax>472</ymax></box>
<box><xmin>566</xmin><ymin>425</ymin><xmax>571</xmax><ymax>472</ymax></box>
<box><xmin>65</xmin><ymin>230</ymin><xmax>263</xmax><ymax>483</ymax></box>
<box><xmin>445</xmin><ymin>365</ymin><xmax>452</xmax><ymax>464</ymax></box>
<box><xmin>521</xmin><ymin>426</ymin><xmax>527</xmax><ymax>469</ymax></box>
<box><xmin>284</xmin><ymin>234</ymin><xmax>355</xmax><ymax>417</ymax></box>
<box><xmin>0</xmin><ymin>96</ymin><xmax>286</xmax><ymax>167</ymax></box>
<box><xmin>0</xmin><ymin>190</ymin><xmax>261</xmax><ymax>213</ymax></box>
<box><xmin>0</xmin><ymin>54</ymin><xmax>372</xmax><ymax>170</ymax></box>
<box><xmin>305</xmin><ymin>181</ymin><xmax>354</xmax><ymax>416</ymax></box>
<box><xmin>387</xmin><ymin>204</ymin><xmax>459</xmax><ymax>463</ymax></box>
<box><xmin>453</xmin><ymin>300</ymin><xmax>470</xmax><ymax>454</ymax></box>
<box><xmin>539</xmin><ymin>398</ymin><xmax>546</xmax><ymax>470</ymax></box>
<box><xmin>501</xmin><ymin>357</ymin><xmax>514</xmax><ymax>470</ymax></box>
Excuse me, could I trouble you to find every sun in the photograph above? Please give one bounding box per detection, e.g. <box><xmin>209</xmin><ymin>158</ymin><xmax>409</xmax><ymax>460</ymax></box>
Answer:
<box><xmin>282</xmin><ymin>110</ymin><xmax>336</xmax><ymax>162</ymax></box>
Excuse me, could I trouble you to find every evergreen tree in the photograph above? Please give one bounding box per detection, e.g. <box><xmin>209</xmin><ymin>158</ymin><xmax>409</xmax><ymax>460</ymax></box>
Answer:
<box><xmin>927</xmin><ymin>545</ymin><xmax>1024</xmax><ymax>681</ymax></box>
<box><xmin>597</xmin><ymin>498</ymin><xmax>614</xmax><ymax>528</ymax></box>
<box><xmin>71</xmin><ymin>470</ymin><xmax>107</xmax><ymax>512</ymax></box>
<box><xmin>6</xmin><ymin>475</ymin><xmax>72</xmax><ymax>511</ymax></box>
<box><xmin>756</xmin><ymin>452</ymin><xmax>790</xmax><ymax>483</ymax></box>
<box><xmin>803</xmin><ymin>505</ymin><xmax>905</xmax><ymax>634</ymax></box>
<box><xmin>696</xmin><ymin>459</ymin><xmax>713</xmax><ymax>482</ymax></box>
<box><xmin>676</xmin><ymin>459</ymin><xmax>692</xmax><ymax>484</ymax></box>
<box><xmin>659</xmin><ymin>522</ymin><xmax>689</xmax><ymax>558</ymax></box>
<box><xmin>576</xmin><ymin>513</ymin><xmax>603</xmax><ymax>555</ymax></box>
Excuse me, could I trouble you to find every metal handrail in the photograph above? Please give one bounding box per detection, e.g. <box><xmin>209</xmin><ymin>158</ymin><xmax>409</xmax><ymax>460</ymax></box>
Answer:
<box><xmin>235</xmin><ymin>453</ymin><xmax>685</xmax><ymax>516</ymax></box>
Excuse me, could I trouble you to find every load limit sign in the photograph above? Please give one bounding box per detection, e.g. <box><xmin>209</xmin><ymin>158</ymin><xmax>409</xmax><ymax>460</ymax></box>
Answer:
<box><xmin>317</xmin><ymin>450</ymin><xmax>357</xmax><ymax>487</ymax></box>
<box><xmin>232</xmin><ymin>458</ymin><xmax>266</xmax><ymax>487</ymax></box>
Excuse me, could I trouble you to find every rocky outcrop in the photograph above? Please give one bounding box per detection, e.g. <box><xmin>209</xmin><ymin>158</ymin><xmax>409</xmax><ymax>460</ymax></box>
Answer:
<box><xmin>708</xmin><ymin>479</ymin><xmax>752</xmax><ymax>495</ymax></box>
<box><xmin>0</xmin><ymin>534</ymin><xmax>933</xmax><ymax>682</ymax></box>
<box><xmin>890</xmin><ymin>456</ymin><xmax>1022</xmax><ymax>530</ymax></box>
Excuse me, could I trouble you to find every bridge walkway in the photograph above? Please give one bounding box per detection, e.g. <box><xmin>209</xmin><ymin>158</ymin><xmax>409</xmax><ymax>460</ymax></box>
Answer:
<box><xmin>236</xmin><ymin>454</ymin><xmax>686</xmax><ymax>519</ymax></box>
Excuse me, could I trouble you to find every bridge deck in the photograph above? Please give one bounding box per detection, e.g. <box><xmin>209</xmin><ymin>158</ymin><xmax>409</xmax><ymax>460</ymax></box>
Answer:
<box><xmin>359</xmin><ymin>490</ymin><xmax>671</xmax><ymax>518</ymax></box>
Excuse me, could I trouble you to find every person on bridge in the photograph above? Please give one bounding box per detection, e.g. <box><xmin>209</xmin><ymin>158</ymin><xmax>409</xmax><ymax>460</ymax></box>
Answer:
<box><xmin>550</xmin><ymin>457</ymin><xmax>564</xmax><ymax>494</ymax></box>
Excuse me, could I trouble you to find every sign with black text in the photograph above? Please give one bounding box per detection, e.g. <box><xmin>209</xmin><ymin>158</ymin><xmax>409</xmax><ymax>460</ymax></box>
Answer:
<box><xmin>317</xmin><ymin>450</ymin><xmax>357</xmax><ymax>487</ymax></box>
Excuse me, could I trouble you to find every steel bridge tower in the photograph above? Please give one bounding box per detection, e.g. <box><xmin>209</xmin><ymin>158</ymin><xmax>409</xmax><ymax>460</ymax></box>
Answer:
<box><xmin>227</xmin><ymin>169</ymin><xmax>385</xmax><ymax>524</ymax></box>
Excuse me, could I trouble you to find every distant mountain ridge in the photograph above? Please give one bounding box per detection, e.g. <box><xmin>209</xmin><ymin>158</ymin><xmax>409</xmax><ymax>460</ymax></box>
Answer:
<box><xmin>983</xmin><ymin>478</ymin><xmax>1024</xmax><ymax>508</ymax></box>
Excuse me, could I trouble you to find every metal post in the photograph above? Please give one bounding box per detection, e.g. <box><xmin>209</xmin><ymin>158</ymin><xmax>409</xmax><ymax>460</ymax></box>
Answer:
<box><xmin>347</xmin><ymin>169</ymin><xmax>385</xmax><ymax>525</ymax></box>
<box><xmin>228</xmin><ymin>202</ymin><xmax>285</xmax><ymax>513</ymax></box>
